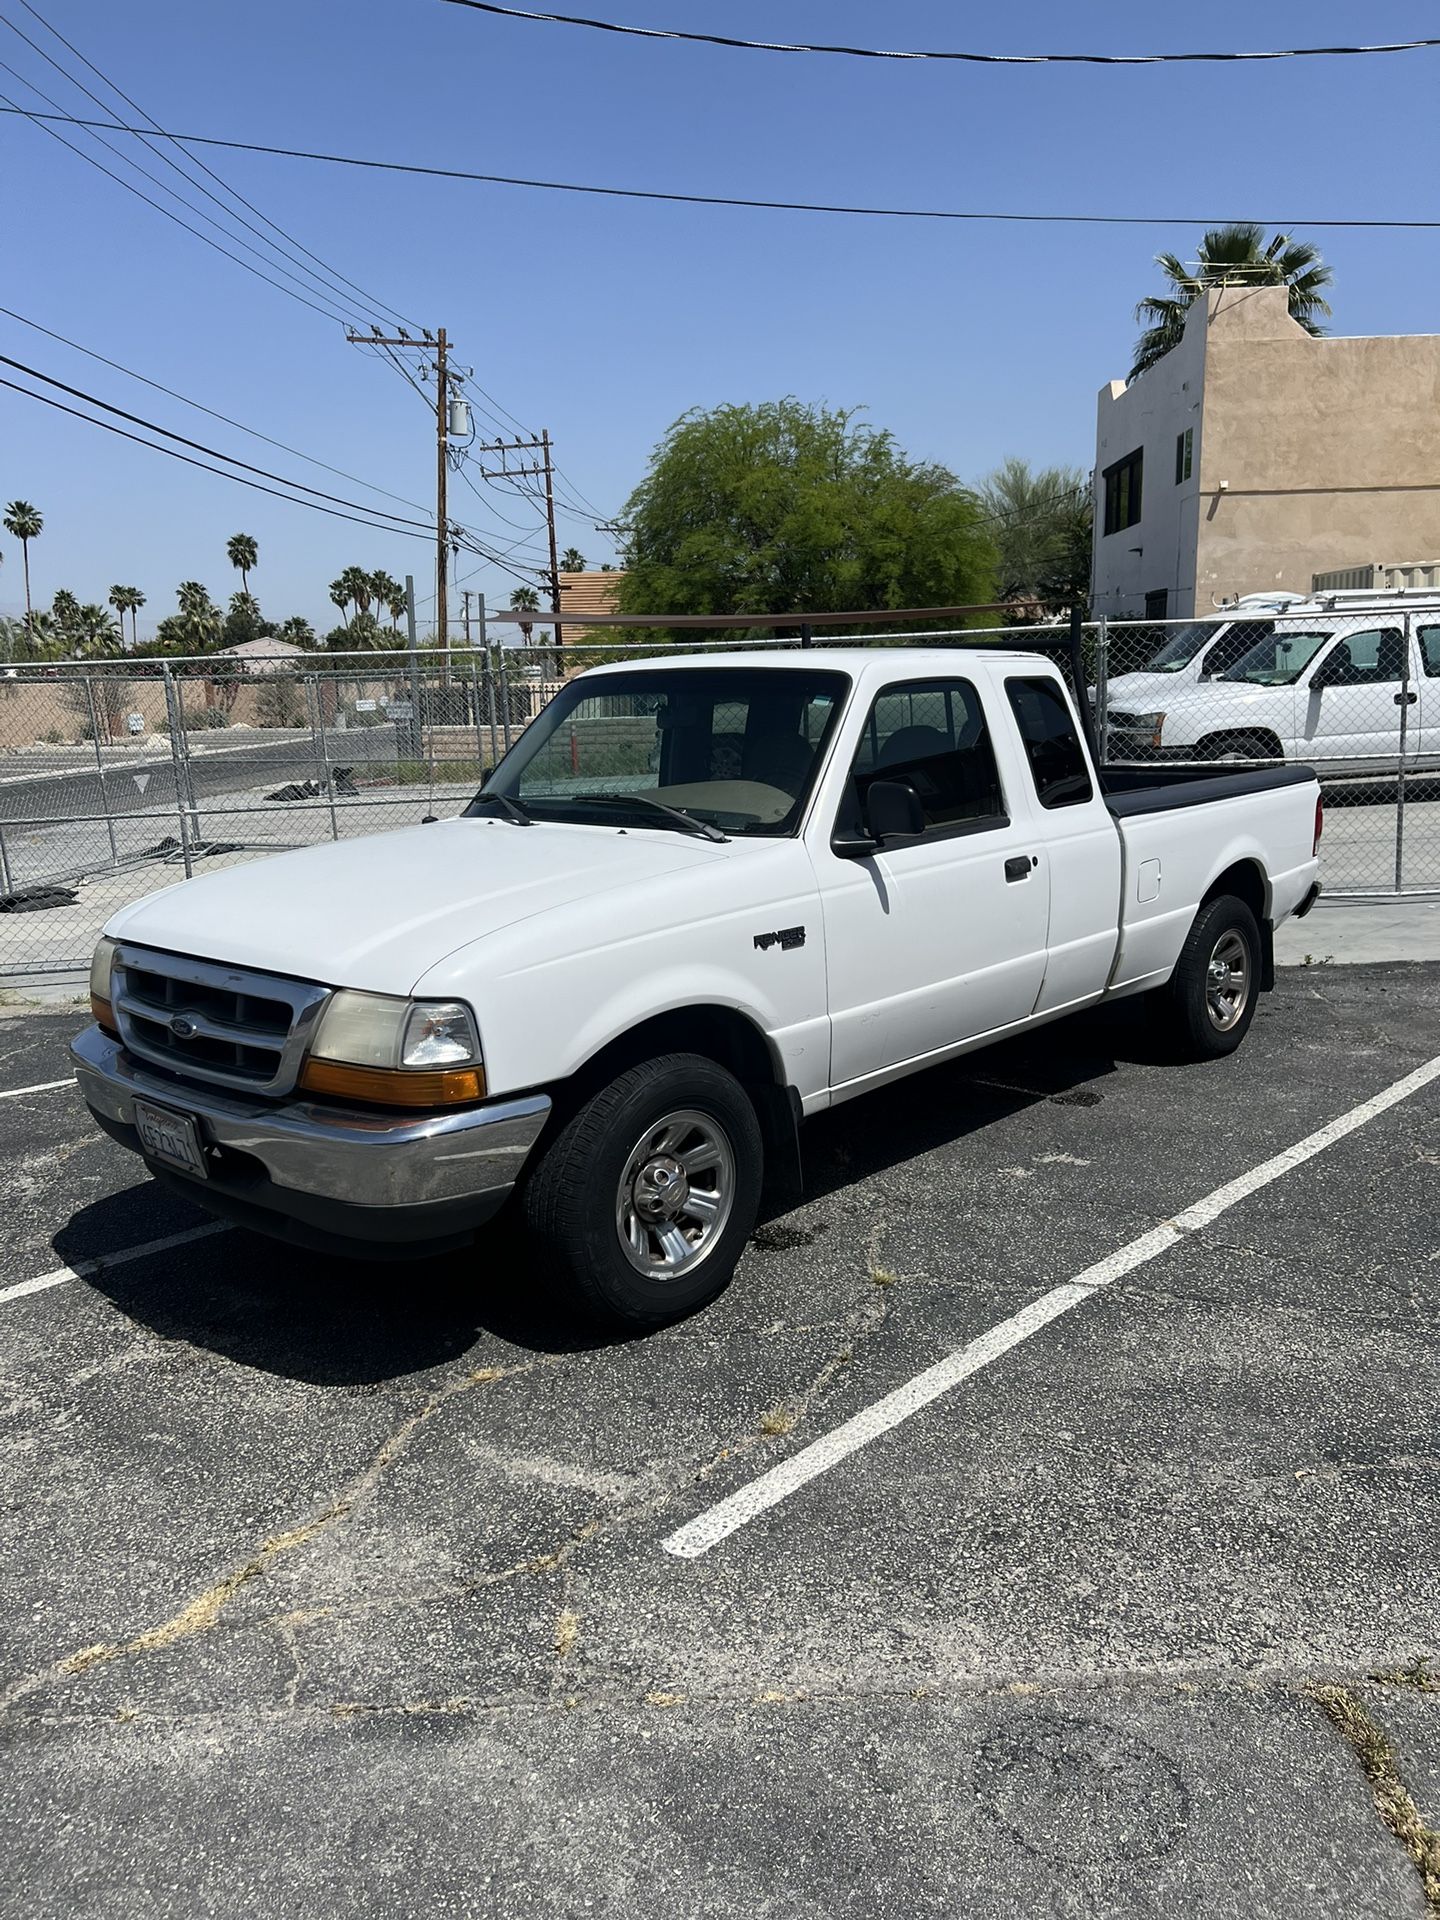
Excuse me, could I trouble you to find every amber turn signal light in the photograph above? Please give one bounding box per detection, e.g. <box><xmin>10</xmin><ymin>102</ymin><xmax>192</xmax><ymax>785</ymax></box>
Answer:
<box><xmin>298</xmin><ymin>1059</ymin><xmax>487</xmax><ymax>1108</ymax></box>
<box><xmin>91</xmin><ymin>994</ymin><xmax>118</xmax><ymax>1037</ymax></box>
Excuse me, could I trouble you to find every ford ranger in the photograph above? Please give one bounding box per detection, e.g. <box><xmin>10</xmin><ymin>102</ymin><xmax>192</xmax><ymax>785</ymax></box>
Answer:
<box><xmin>72</xmin><ymin>647</ymin><xmax>1323</xmax><ymax>1326</ymax></box>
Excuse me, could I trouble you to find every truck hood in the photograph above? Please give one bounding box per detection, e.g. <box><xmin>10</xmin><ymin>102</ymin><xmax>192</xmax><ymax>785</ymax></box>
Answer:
<box><xmin>1104</xmin><ymin>670</ymin><xmax>1201</xmax><ymax>710</ymax></box>
<box><xmin>105</xmin><ymin>816</ymin><xmax>740</xmax><ymax>995</ymax></box>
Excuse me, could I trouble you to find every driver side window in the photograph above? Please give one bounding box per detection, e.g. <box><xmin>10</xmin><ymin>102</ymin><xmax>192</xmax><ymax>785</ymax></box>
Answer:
<box><xmin>841</xmin><ymin>678</ymin><xmax>1007</xmax><ymax>841</ymax></box>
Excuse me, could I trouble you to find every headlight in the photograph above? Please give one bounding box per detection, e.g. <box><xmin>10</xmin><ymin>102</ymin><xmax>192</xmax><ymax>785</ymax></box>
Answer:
<box><xmin>300</xmin><ymin>992</ymin><xmax>485</xmax><ymax>1107</ymax></box>
<box><xmin>90</xmin><ymin>937</ymin><xmax>118</xmax><ymax>1033</ymax></box>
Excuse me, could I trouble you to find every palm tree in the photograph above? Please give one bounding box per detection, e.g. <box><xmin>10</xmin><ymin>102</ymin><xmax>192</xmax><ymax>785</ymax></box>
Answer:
<box><xmin>51</xmin><ymin>588</ymin><xmax>81</xmax><ymax>649</ymax></box>
<box><xmin>3</xmin><ymin>501</ymin><xmax>42</xmax><ymax>627</ymax></box>
<box><xmin>278</xmin><ymin>615</ymin><xmax>316</xmax><ymax>647</ymax></box>
<box><xmin>226</xmin><ymin>532</ymin><xmax>259</xmax><ymax>595</ymax></box>
<box><xmin>73</xmin><ymin>604</ymin><xmax>120</xmax><ymax>658</ymax></box>
<box><xmin>175</xmin><ymin>580</ymin><xmax>222</xmax><ymax>652</ymax></box>
<box><xmin>109</xmin><ymin>584</ymin><xmax>145</xmax><ymax>650</ymax></box>
<box><xmin>560</xmin><ymin>547</ymin><xmax>586</xmax><ymax>573</ymax></box>
<box><xmin>368</xmin><ymin>570</ymin><xmax>406</xmax><ymax>632</ymax></box>
<box><xmin>328</xmin><ymin>566</ymin><xmax>373</xmax><ymax>623</ymax></box>
<box><xmin>1131</xmin><ymin>225</ymin><xmax>1333</xmax><ymax>380</ymax></box>
<box><xmin>510</xmin><ymin>583</ymin><xmax>541</xmax><ymax>646</ymax></box>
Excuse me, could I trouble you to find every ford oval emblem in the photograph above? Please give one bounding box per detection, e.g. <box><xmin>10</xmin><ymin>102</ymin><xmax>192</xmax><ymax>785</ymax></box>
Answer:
<box><xmin>170</xmin><ymin>1014</ymin><xmax>197</xmax><ymax>1040</ymax></box>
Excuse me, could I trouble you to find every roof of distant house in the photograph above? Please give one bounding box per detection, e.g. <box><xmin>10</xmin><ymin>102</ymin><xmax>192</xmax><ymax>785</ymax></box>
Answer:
<box><xmin>214</xmin><ymin>637</ymin><xmax>309</xmax><ymax>664</ymax></box>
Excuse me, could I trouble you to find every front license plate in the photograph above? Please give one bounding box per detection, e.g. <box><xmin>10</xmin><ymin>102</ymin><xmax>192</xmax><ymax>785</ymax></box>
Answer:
<box><xmin>132</xmin><ymin>1098</ymin><xmax>208</xmax><ymax>1179</ymax></box>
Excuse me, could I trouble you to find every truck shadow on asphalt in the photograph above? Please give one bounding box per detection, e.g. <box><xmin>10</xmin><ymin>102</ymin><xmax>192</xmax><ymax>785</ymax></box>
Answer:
<box><xmin>57</xmin><ymin>998</ymin><xmax>1168</xmax><ymax>1385</ymax></box>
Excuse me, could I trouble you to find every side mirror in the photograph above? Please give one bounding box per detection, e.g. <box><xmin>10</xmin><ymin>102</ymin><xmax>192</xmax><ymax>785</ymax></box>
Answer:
<box><xmin>866</xmin><ymin>779</ymin><xmax>926</xmax><ymax>843</ymax></box>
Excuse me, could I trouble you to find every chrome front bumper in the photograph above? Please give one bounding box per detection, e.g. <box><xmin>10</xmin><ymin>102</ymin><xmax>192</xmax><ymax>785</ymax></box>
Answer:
<box><xmin>71</xmin><ymin>1024</ymin><xmax>551</xmax><ymax>1249</ymax></box>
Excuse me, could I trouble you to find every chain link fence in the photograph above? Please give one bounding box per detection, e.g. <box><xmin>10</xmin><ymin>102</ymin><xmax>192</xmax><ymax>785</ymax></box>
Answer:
<box><xmin>2</xmin><ymin>616</ymin><xmax>1434</xmax><ymax>982</ymax></box>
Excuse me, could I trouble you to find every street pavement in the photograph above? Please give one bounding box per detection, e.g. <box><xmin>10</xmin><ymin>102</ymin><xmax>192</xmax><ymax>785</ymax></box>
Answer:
<box><xmin>1</xmin><ymin>966</ymin><xmax>1438</xmax><ymax>1915</ymax></box>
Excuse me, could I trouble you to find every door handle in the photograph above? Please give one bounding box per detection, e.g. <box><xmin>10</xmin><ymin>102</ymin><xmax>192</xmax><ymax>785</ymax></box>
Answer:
<box><xmin>1395</xmin><ymin>691</ymin><xmax>1418</xmax><ymax>706</ymax></box>
<box><xmin>1004</xmin><ymin>855</ymin><xmax>1033</xmax><ymax>883</ymax></box>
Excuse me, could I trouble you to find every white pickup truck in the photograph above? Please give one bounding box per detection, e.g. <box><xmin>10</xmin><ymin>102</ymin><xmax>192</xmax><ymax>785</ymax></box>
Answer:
<box><xmin>73</xmin><ymin>647</ymin><xmax>1322</xmax><ymax>1326</ymax></box>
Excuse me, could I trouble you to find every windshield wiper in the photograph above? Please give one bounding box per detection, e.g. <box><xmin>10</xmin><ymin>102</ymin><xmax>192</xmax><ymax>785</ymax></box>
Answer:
<box><xmin>578</xmin><ymin>794</ymin><xmax>729</xmax><ymax>842</ymax></box>
<box><xmin>467</xmin><ymin>791</ymin><xmax>533</xmax><ymax>826</ymax></box>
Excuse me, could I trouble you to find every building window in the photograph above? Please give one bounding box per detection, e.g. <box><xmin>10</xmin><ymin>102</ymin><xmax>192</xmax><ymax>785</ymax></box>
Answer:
<box><xmin>1102</xmin><ymin>448</ymin><xmax>1143</xmax><ymax>535</ymax></box>
<box><xmin>1175</xmin><ymin>428</ymin><xmax>1193</xmax><ymax>484</ymax></box>
<box><xmin>1145</xmin><ymin>589</ymin><xmax>1169</xmax><ymax>619</ymax></box>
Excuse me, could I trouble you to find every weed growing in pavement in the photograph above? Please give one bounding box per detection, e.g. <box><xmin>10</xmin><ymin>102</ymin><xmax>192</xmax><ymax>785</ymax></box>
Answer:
<box><xmin>758</xmin><ymin>1406</ymin><xmax>797</xmax><ymax>1438</ymax></box>
<box><xmin>1312</xmin><ymin>1684</ymin><xmax>1440</xmax><ymax>1909</ymax></box>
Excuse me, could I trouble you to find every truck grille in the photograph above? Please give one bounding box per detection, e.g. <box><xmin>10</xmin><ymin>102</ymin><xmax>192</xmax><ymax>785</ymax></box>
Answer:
<box><xmin>112</xmin><ymin>945</ymin><xmax>330</xmax><ymax>1096</ymax></box>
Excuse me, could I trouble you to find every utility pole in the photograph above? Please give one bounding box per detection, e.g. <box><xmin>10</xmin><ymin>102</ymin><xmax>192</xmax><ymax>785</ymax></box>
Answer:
<box><xmin>346</xmin><ymin>326</ymin><xmax>457</xmax><ymax>665</ymax></box>
<box><xmin>461</xmin><ymin>589</ymin><xmax>473</xmax><ymax>649</ymax></box>
<box><xmin>473</xmin><ymin>432</ymin><xmax>564</xmax><ymax>654</ymax></box>
<box><xmin>541</xmin><ymin>429</ymin><xmax>563</xmax><ymax>652</ymax></box>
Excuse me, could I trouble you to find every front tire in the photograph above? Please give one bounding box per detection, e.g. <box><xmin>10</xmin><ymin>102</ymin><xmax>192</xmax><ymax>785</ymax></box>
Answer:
<box><xmin>1156</xmin><ymin>893</ymin><xmax>1261</xmax><ymax>1060</ymax></box>
<box><xmin>521</xmin><ymin>1052</ymin><xmax>763</xmax><ymax>1328</ymax></box>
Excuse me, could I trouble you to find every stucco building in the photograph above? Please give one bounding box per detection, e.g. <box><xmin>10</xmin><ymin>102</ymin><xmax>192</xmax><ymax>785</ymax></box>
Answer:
<box><xmin>1091</xmin><ymin>285</ymin><xmax>1440</xmax><ymax>619</ymax></box>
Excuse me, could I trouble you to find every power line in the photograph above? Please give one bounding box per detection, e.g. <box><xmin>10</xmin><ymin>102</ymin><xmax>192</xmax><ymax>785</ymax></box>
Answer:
<box><xmin>9</xmin><ymin>0</ymin><xmax>417</xmax><ymax>332</ymax></box>
<box><xmin>0</xmin><ymin>17</ymin><xmax>382</xmax><ymax>329</ymax></box>
<box><xmin>441</xmin><ymin>3</ymin><xmax>1440</xmax><ymax>67</ymax></box>
<box><xmin>7</xmin><ymin>107</ymin><xmax>1439</xmax><ymax>231</ymax></box>
<box><xmin>0</xmin><ymin>353</ymin><xmax>435</xmax><ymax>527</ymax></box>
<box><xmin>0</xmin><ymin>376</ymin><xmax>440</xmax><ymax>539</ymax></box>
<box><xmin>0</xmin><ymin>305</ymin><xmax>436</xmax><ymax>521</ymax></box>
<box><xmin>0</xmin><ymin>86</ymin><xmax>359</xmax><ymax>326</ymax></box>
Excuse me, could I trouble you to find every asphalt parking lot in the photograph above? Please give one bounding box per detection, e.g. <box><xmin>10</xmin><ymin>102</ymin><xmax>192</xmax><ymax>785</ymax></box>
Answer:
<box><xmin>2</xmin><ymin>965</ymin><xmax>1439</xmax><ymax>1918</ymax></box>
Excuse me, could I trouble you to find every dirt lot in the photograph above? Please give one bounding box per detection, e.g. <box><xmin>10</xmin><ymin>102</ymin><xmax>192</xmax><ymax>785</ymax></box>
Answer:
<box><xmin>2</xmin><ymin>965</ymin><xmax>1438</xmax><ymax>1918</ymax></box>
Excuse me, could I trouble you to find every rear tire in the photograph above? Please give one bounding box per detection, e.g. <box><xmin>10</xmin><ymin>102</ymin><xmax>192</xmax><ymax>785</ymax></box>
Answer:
<box><xmin>1155</xmin><ymin>894</ymin><xmax>1261</xmax><ymax>1060</ymax></box>
<box><xmin>521</xmin><ymin>1052</ymin><xmax>763</xmax><ymax>1329</ymax></box>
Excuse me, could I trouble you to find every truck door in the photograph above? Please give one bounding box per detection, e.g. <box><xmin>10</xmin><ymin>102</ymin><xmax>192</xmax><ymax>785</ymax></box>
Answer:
<box><xmin>818</xmin><ymin>676</ymin><xmax>1049</xmax><ymax>1090</ymax></box>
<box><xmin>1414</xmin><ymin>622</ymin><xmax>1440</xmax><ymax>763</ymax></box>
<box><xmin>1300</xmin><ymin>625</ymin><xmax>1412</xmax><ymax>767</ymax></box>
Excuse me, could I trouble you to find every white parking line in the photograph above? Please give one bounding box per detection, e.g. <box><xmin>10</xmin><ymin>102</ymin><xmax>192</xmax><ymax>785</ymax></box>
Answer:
<box><xmin>0</xmin><ymin>1078</ymin><xmax>74</xmax><ymax>1101</ymax></box>
<box><xmin>0</xmin><ymin>1223</ymin><xmax>230</xmax><ymax>1309</ymax></box>
<box><xmin>662</xmin><ymin>1052</ymin><xmax>1440</xmax><ymax>1561</ymax></box>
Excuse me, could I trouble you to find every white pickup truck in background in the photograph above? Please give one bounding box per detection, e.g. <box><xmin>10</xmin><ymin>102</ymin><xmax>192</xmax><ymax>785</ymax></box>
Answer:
<box><xmin>73</xmin><ymin>646</ymin><xmax>1322</xmax><ymax>1326</ymax></box>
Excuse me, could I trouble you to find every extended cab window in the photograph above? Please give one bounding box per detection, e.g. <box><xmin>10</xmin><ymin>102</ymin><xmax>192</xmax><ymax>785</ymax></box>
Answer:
<box><xmin>1005</xmin><ymin>677</ymin><xmax>1094</xmax><ymax>809</ymax></box>
<box><xmin>841</xmin><ymin>679</ymin><xmax>1006</xmax><ymax>839</ymax></box>
<box><xmin>1420</xmin><ymin>626</ymin><xmax>1440</xmax><ymax>677</ymax></box>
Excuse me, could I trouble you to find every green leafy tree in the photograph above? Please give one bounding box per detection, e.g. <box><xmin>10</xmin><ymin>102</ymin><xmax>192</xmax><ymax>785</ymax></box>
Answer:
<box><xmin>560</xmin><ymin>547</ymin><xmax>587</xmax><ymax>573</ymax></box>
<box><xmin>325</xmin><ymin>613</ymin><xmax>395</xmax><ymax>652</ymax></box>
<box><xmin>616</xmin><ymin>399</ymin><xmax>995</xmax><ymax>639</ymax></box>
<box><xmin>977</xmin><ymin>458</ymin><xmax>1092</xmax><ymax>618</ymax></box>
<box><xmin>108</xmin><ymin>584</ymin><xmax>145</xmax><ymax>649</ymax></box>
<box><xmin>226</xmin><ymin>532</ymin><xmax>259</xmax><ymax>594</ymax></box>
<box><xmin>1131</xmin><ymin>225</ymin><xmax>1333</xmax><ymax>380</ymax></box>
<box><xmin>2</xmin><ymin>500</ymin><xmax>42</xmax><ymax>627</ymax></box>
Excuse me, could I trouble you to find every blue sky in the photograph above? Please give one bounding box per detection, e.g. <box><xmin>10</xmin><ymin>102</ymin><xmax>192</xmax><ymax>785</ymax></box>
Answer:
<box><xmin>3</xmin><ymin>1</ymin><xmax>1437</xmax><ymax>636</ymax></box>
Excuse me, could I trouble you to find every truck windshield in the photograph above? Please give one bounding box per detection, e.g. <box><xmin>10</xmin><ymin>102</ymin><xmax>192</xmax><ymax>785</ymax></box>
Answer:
<box><xmin>1143</xmin><ymin>622</ymin><xmax>1226</xmax><ymax>672</ymax></box>
<box><xmin>1219</xmin><ymin>630</ymin><xmax>1333</xmax><ymax>686</ymax></box>
<box><xmin>473</xmin><ymin>666</ymin><xmax>849</xmax><ymax>837</ymax></box>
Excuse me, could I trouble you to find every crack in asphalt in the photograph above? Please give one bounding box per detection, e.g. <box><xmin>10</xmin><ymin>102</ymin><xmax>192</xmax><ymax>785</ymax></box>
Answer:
<box><xmin>1312</xmin><ymin>1683</ymin><xmax>1440</xmax><ymax>1910</ymax></box>
<box><xmin>0</xmin><ymin>1358</ymin><xmax>549</xmax><ymax>1718</ymax></box>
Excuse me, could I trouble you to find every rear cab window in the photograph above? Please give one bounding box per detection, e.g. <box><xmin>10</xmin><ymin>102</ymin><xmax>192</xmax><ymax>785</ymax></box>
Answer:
<box><xmin>1005</xmin><ymin>677</ymin><xmax>1094</xmax><ymax>809</ymax></box>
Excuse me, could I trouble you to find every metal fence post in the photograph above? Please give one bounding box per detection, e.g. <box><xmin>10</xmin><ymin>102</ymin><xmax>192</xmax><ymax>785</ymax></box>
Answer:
<box><xmin>468</xmin><ymin>662</ymin><xmax>486</xmax><ymax>774</ymax></box>
<box><xmin>1094</xmin><ymin>615</ymin><xmax>1110</xmax><ymax>765</ymax></box>
<box><xmin>497</xmin><ymin>646</ymin><xmax>514</xmax><ymax>750</ymax></box>
<box><xmin>82</xmin><ymin>672</ymin><xmax>121</xmax><ymax>869</ymax></box>
<box><xmin>305</xmin><ymin>674</ymin><xmax>341</xmax><ymax>842</ymax></box>
<box><xmin>0</xmin><ymin>822</ymin><xmax>12</xmax><ymax>898</ymax></box>
<box><xmin>1395</xmin><ymin>612</ymin><xmax>1412</xmax><ymax>892</ymax></box>
<box><xmin>160</xmin><ymin>664</ymin><xmax>195</xmax><ymax>878</ymax></box>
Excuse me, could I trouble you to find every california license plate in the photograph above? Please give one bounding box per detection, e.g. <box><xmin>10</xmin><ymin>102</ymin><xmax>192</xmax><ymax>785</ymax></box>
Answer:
<box><xmin>132</xmin><ymin>1098</ymin><xmax>208</xmax><ymax>1179</ymax></box>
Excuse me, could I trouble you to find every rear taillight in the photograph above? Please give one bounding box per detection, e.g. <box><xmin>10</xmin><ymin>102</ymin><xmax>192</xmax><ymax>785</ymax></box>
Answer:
<box><xmin>1313</xmin><ymin>792</ymin><xmax>1324</xmax><ymax>856</ymax></box>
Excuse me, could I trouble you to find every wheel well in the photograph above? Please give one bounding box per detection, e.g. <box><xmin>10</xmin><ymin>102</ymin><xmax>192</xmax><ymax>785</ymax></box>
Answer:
<box><xmin>1203</xmin><ymin>858</ymin><xmax>1267</xmax><ymax>924</ymax></box>
<box><xmin>1195</xmin><ymin>728</ymin><xmax>1285</xmax><ymax>760</ymax></box>
<box><xmin>562</xmin><ymin>1006</ymin><xmax>802</xmax><ymax>1198</ymax></box>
